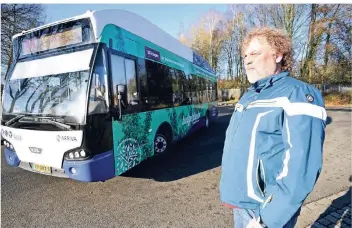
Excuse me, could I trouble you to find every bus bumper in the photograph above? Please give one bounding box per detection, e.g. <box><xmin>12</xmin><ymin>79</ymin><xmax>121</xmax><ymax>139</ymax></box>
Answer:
<box><xmin>63</xmin><ymin>150</ymin><xmax>115</xmax><ymax>182</ymax></box>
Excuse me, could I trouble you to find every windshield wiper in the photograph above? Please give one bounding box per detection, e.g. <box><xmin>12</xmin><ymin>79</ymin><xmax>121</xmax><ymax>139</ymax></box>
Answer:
<box><xmin>41</xmin><ymin>118</ymin><xmax>72</xmax><ymax>130</ymax></box>
<box><xmin>19</xmin><ymin>117</ymin><xmax>72</xmax><ymax>130</ymax></box>
<box><xmin>4</xmin><ymin>114</ymin><xmax>25</xmax><ymax>126</ymax></box>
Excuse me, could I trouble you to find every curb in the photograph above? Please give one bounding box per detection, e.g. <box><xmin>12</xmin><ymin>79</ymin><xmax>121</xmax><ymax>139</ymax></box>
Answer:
<box><xmin>297</xmin><ymin>189</ymin><xmax>351</xmax><ymax>228</ymax></box>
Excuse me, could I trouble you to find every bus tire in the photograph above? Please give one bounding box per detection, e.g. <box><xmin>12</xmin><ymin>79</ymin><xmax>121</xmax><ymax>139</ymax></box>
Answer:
<box><xmin>205</xmin><ymin>112</ymin><xmax>210</xmax><ymax>129</ymax></box>
<box><xmin>154</xmin><ymin>127</ymin><xmax>171</xmax><ymax>155</ymax></box>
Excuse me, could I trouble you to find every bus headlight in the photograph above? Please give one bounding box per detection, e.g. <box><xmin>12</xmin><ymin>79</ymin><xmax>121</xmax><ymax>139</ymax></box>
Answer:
<box><xmin>80</xmin><ymin>150</ymin><xmax>86</xmax><ymax>157</ymax></box>
<box><xmin>3</xmin><ymin>140</ymin><xmax>15</xmax><ymax>152</ymax></box>
<box><xmin>74</xmin><ymin>151</ymin><xmax>80</xmax><ymax>158</ymax></box>
<box><xmin>64</xmin><ymin>149</ymin><xmax>91</xmax><ymax>160</ymax></box>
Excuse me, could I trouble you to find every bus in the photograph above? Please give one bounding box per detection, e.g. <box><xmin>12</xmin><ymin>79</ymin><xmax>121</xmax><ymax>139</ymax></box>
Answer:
<box><xmin>1</xmin><ymin>9</ymin><xmax>218</xmax><ymax>182</ymax></box>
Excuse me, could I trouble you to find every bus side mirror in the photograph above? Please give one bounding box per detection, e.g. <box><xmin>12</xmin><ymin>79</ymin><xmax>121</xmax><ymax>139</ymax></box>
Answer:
<box><xmin>117</xmin><ymin>85</ymin><xmax>125</xmax><ymax>94</ymax></box>
<box><xmin>115</xmin><ymin>84</ymin><xmax>125</xmax><ymax>121</ymax></box>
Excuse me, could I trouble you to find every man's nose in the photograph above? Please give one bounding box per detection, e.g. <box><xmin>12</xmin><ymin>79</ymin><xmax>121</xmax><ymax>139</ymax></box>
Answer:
<box><xmin>245</xmin><ymin>59</ymin><xmax>253</xmax><ymax>66</ymax></box>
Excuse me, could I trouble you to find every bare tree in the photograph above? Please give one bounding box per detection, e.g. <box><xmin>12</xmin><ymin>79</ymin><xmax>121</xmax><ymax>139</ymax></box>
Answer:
<box><xmin>203</xmin><ymin>9</ymin><xmax>223</xmax><ymax>68</ymax></box>
<box><xmin>178</xmin><ymin>22</ymin><xmax>190</xmax><ymax>46</ymax></box>
<box><xmin>320</xmin><ymin>4</ymin><xmax>351</xmax><ymax>84</ymax></box>
<box><xmin>245</xmin><ymin>4</ymin><xmax>271</xmax><ymax>27</ymax></box>
<box><xmin>178</xmin><ymin>4</ymin><xmax>351</xmax><ymax>87</ymax></box>
<box><xmin>181</xmin><ymin>9</ymin><xmax>225</xmax><ymax>77</ymax></box>
<box><xmin>1</xmin><ymin>4</ymin><xmax>46</xmax><ymax>81</ymax></box>
<box><xmin>221</xmin><ymin>18</ymin><xmax>236</xmax><ymax>80</ymax></box>
<box><xmin>321</xmin><ymin>4</ymin><xmax>341</xmax><ymax>83</ymax></box>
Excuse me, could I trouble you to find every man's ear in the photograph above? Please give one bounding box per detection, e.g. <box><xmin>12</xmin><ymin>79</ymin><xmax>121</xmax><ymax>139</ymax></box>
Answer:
<box><xmin>276</xmin><ymin>53</ymin><xmax>283</xmax><ymax>63</ymax></box>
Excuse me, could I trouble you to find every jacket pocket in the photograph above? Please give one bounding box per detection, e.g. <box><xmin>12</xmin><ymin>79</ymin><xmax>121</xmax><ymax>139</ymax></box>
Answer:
<box><xmin>256</xmin><ymin>159</ymin><xmax>266</xmax><ymax>197</ymax></box>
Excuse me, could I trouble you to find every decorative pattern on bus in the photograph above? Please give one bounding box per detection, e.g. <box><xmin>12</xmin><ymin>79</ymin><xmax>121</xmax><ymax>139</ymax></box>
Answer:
<box><xmin>112</xmin><ymin>103</ymin><xmax>217</xmax><ymax>176</ymax></box>
<box><xmin>99</xmin><ymin>23</ymin><xmax>217</xmax><ymax>176</ymax></box>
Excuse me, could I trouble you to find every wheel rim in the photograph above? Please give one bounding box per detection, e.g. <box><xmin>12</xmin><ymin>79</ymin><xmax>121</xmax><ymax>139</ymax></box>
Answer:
<box><xmin>154</xmin><ymin>135</ymin><xmax>167</xmax><ymax>154</ymax></box>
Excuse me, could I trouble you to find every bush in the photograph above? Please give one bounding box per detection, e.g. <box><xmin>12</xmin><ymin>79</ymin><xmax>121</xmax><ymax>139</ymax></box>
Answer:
<box><xmin>323</xmin><ymin>92</ymin><xmax>352</xmax><ymax>105</ymax></box>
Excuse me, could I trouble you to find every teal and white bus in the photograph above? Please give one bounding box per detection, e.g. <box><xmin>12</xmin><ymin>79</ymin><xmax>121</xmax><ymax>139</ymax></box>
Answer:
<box><xmin>1</xmin><ymin>9</ymin><xmax>218</xmax><ymax>182</ymax></box>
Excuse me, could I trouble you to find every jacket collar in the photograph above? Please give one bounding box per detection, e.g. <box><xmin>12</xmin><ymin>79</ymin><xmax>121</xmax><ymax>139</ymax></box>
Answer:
<box><xmin>248</xmin><ymin>71</ymin><xmax>290</xmax><ymax>93</ymax></box>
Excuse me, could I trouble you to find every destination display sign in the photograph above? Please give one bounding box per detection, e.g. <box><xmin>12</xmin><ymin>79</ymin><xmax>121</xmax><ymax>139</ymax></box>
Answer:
<box><xmin>21</xmin><ymin>26</ymin><xmax>83</xmax><ymax>55</ymax></box>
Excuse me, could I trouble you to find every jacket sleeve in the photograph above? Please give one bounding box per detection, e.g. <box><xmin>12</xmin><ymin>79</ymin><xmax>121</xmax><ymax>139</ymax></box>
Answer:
<box><xmin>259</xmin><ymin>85</ymin><xmax>327</xmax><ymax>228</ymax></box>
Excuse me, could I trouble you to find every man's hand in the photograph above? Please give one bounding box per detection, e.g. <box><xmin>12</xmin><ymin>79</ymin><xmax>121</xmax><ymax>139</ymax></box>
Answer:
<box><xmin>246</xmin><ymin>217</ymin><xmax>264</xmax><ymax>228</ymax></box>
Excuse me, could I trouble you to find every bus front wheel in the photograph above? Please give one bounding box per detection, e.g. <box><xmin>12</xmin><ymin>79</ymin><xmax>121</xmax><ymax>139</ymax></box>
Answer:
<box><xmin>154</xmin><ymin>133</ymin><xmax>169</xmax><ymax>155</ymax></box>
<box><xmin>205</xmin><ymin>112</ymin><xmax>210</xmax><ymax>129</ymax></box>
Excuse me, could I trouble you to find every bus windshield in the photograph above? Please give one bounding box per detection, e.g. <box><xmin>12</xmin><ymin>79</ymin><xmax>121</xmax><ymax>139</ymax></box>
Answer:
<box><xmin>2</xmin><ymin>48</ymin><xmax>94</xmax><ymax>124</ymax></box>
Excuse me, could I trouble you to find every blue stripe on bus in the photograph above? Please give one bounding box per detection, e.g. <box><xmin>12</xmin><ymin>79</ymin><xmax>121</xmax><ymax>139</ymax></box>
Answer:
<box><xmin>63</xmin><ymin>150</ymin><xmax>115</xmax><ymax>182</ymax></box>
<box><xmin>4</xmin><ymin>148</ymin><xmax>20</xmax><ymax>167</ymax></box>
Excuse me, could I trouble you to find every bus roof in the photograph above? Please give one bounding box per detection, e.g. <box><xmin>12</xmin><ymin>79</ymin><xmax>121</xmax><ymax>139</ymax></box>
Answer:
<box><xmin>13</xmin><ymin>9</ymin><xmax>215</xmax><ymax>75</ymax></box>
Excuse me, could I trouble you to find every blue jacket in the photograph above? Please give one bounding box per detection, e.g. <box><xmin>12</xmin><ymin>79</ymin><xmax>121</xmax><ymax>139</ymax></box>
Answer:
<box><xmin>219</xmin><ymin>71</ymin><xmax>326</xmax><ymax>227</ymax></box>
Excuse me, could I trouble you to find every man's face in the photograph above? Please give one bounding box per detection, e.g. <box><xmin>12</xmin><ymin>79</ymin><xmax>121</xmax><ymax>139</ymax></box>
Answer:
<box><xmin>243</xmin><ymin>37</ymin><xmax>281</xmax><ymax>84</ymax></box>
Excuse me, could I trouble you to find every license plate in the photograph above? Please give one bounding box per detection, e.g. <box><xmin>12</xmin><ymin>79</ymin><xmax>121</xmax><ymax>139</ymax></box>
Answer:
<box><xmin>32</xmin><ymin>164</ymin><xmax>51</xmax><ymax>174</ymax></box>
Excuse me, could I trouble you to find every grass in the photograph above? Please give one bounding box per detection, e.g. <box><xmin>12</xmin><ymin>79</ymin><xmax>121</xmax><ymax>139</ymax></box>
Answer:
<box><xmin>323</xmin><ymin>92</ymin><xmax>352</xmax><ymax>106</ymax></box>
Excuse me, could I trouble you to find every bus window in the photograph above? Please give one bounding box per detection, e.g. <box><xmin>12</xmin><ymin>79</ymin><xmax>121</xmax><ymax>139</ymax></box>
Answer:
<box><xmin>214</xmin><ymin>81</ymin><xmax>218</xmax><ymax>101</ymax></box>
<box><xmin>88</xmin><ymin>48</ymin><xmax>109</xmax><ymax>114</ymax></box>
<box><xmin>205</xmin><ymin>82</ymin><xmax>211</xmax><ymax>102</ymax></box>
<box><xmin>110</xmin><ymin>54</ymin><xmax>126</xmax><ymax>107</ymax></box>
<box><xmin>198</xmin><ymin>78</ymin><xmax>205</xmax><ymax>104</ymax></box>
<box><xmin>170</xmin><ymin>68</ymin><xmax>182</xmax><ymax>106</ymax></box>
<box><xmin>125</xmin><ymin>58</ymin><xmax>138</xmax><ymax>106</ymax></box>
<box><xmin>110</xmin><ymin>53</ymin><xmax>139</xmax><ymax>111</ymax></box>
<box><xmin>209</xmin><ymin>81</ymin><xmax>217</xmax><ymax>102</ymax></box>
<box><xmin>190</xmin><ymin>74</ymin><xmax>199</xmax><ymax>104</ymax></box>
<box><xmin>181</xmin><ymin>73</ymin><xmax>191</xmax><ymax>105</ymax></box>
<box><xmin>145</xmin><ymin>60</ymin><xmax>173</xmax><ymax>110</ymax></box>
<box><xmin>175</xmin><ymin>69</ymin><xmax>189</xmax><ymax>106</ymax></box>
<box><xmin>195</xmin><ymin>77</ymin><xmax>200</xmax><ymax>104</ymax></box>
<box><xmin>137</xmin><ymin>58</ymin><xmax>148</xmax><ymax>105</ymax></box>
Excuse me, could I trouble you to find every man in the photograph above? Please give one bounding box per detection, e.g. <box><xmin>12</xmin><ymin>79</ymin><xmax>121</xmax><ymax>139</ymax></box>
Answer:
<box><xmin>219</xmin><ymin>27</ymin><xmax>327</xmax><ymax>228</ymax></box>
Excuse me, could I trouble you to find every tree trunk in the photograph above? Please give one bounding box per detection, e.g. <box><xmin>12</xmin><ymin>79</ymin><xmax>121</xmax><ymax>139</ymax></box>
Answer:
<box><xmin>301</xmin><ymin>4</ymin><xmax>317</xmax><ymax>82</ymax></box>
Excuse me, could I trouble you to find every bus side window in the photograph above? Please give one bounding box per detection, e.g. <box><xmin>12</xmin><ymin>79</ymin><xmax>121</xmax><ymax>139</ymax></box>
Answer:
<box><xmin>200</xmin><ymin>78</ymin><xmax>206</xmax><ymax>103</ymax></box>
<box><xmin>145</xmin><ymin>60</ymin><xmax>173</xmax><ymax>110</ymax></box>
<box><xmin>110</xmin><ymin>54</ymin><xmax>126</xmax><ymax>107</ymax></box>
<box><xmin>125</xmin><ymin>58</ymin><xmax>139</xmax><ymax>106</ymax></box>
<box><xmin>110</xmin><ymin>53</ymin><xmax>139</xmax><ymax>113</ymax></box>
<box><xmin>197</xmin><ymin>77</ymin><xmax>204</xmax><ymax>104</ymax></box>
<box><xmin>183</xmin><ymin>74</ymin><xmax>192</xmax><ymax>105</ymax></box>
<box><xmin>171</xmin><ymin>68</ymin><xmax>182</xmax><ymax>106</ymax></box>
<box><xmin>190</xmin><ymin>74</ymin><xmax>199</xmax><ymax>104</ymax></box>
<box><xmin>206</xmin><ymin>82</ymin><xmax>211</xmax><ymax>102</ymax></box>
<box><xmin>209</xmin><ymin>81</ymin><xmax>216</xmax><ymax>102</ymax></box>
<box><xmin>213</xmin><ymin>81</ymin><xmax>218</xmax><ymax>101</ymax></box>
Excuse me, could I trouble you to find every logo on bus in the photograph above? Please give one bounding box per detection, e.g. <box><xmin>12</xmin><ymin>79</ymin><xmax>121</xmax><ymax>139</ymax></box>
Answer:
<box><xmin>182</xmin><ymin>112</ymin><xmax>201</xmax><ymax>126</ymax></box>
<box><xmin>29</xmin><ymin>147</ymin><xmax>42</xmax><ymax>154</ymax></box>
<box><xmin>57</xmin><ymin>135</ymin><xmax>77</xmax><ymax>142</ymax></box>
<box><xmin>145</xmin><ymin>47</ymin><xmax>160</xmax><ymax>62</ymax></box>
<box><xmin>2</xmin><ymin>129</ymin><xmax>11</xmax><ymax>138</ymax></box>
<box><xmin>2</xmin><ymin>129</ymin><xmax>22</xmax><ymax>140</ymax></box>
